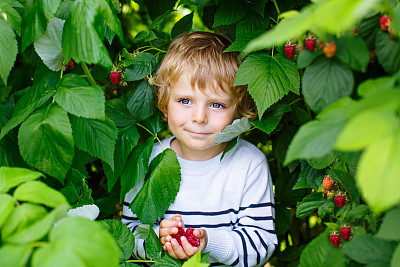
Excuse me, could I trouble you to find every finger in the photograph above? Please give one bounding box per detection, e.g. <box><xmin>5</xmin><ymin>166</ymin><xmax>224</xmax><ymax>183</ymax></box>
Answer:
<box><xmin>160</xmin><ymin>219</ymin><xmax>181</xmax><ymax>229</ymax></box>
<box><xmin>159</xmin><ymin>226</ymin><xmax>181</xmax><ymax>238</ymax></box>
<box><xmin>171</xmin><ymin>238</ymin><xmax>189</xmax><ymax>259</ymax></box>
<box><xmin>165</xmin><ymin>242</ymin><xmax>178</xmax><ymax>259</ymax></box>
<box><xmin>180</xmin><ymin>236</ymin><xmax>199</xmax><ymax>257</ymax></box>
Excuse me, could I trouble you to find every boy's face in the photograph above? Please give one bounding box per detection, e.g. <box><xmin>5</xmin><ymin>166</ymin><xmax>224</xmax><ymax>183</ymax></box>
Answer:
<box><xmin>166</xmin><ymin>72</ymin><xmax>237</xmax><ymax>160</ymax></box>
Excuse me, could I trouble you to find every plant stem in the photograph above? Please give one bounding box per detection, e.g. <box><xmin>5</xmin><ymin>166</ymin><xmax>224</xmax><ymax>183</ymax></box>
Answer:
<box><xmin>126</xmin><ymin>260</ymin><xmax>155</xmax><ymax>263</ymax></box>
<box><xmin>81</xmin><ymin>62</ymin><xmax>97</xmax><ymax>86</ymax></box>
<box><xmin>136</xmin><ymin>123</ymin><xmax>164</xmax><ymax>150</ymax></box>
<box><xmin>272</xmin><ymin>0</ymin><xmax>281</xmax><ymax>15</ymax></box>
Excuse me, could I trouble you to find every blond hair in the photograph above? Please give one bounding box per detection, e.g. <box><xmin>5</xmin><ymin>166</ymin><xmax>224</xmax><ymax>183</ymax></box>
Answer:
<box><xmin>154</xmin><ymin>31</ymin><xmax>257</xmax><ymax>120</ymax></box>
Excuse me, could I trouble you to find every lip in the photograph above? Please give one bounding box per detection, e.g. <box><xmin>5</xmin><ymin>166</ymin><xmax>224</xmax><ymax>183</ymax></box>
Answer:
<box><xmin>186</xmin><ymin>130</ymin><xmax>210</xmax><ymax>136</ymax></box>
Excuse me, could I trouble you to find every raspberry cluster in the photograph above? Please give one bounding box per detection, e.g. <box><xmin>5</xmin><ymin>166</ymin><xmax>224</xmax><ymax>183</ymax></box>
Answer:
<box><xmin>171</xmin><ymin>227</ymin><xmax>200</xmax><ymax>247</ymax></box>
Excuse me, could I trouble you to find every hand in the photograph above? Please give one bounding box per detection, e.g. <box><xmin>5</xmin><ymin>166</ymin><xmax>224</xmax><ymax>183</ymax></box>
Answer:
<box><xmin>164</xmin><ymin>228</ymin><xmax>208</xmax><ymax>260</ymax></box>
<box><xmin>159</xmin><ymin>214</ymin><xmax>184</xmax><ymax>246</ymax></box>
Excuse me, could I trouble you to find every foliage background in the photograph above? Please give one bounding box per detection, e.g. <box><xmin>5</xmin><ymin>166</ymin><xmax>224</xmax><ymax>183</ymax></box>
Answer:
<box><xmin>1</xmin><ymin>0</ymin><xmax>400</xmax><ymax>266</ymax></box>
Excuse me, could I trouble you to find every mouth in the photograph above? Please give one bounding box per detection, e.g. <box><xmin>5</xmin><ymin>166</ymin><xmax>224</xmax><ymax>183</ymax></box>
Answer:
<box><xmin>186</xmin><ymin>130</ymin><xmax>210</xmax><ymax>136</ymax></box>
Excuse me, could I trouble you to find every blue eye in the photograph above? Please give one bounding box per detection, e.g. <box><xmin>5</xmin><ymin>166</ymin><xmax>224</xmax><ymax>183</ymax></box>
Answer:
<box><xmin>211</xmin><ymin>103</ymin><xmax>223</xmax><ymax>108</ymax></box>
<box><xmin>180</xmin><ymin>99</ymin><xmax>190</xmax><ymax>104</ymax></box>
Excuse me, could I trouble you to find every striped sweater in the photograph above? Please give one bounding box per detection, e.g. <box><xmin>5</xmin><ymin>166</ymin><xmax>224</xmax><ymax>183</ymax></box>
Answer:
<box><xmin>122</xmin><ymin>137</ymin><xmax>277</xmax><ymax>266</ymax></box>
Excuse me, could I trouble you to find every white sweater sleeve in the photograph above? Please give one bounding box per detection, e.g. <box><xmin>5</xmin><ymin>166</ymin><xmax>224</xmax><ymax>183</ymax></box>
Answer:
<box><xmin>203</xmin><ymin>159</ymin><xmax>277</xmax><ymax>266</ymax></box>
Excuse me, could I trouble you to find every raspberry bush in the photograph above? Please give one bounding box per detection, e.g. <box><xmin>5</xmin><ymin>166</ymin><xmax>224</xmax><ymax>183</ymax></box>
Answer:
<box><xmin>1</xmin><ymin>0</ymin><xmax>400</xmax><ymax>266</ymax></box>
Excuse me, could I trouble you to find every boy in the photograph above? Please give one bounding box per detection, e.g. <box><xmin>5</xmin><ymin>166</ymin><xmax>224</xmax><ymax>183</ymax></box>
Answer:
<box><xmin>122</xmin><ymin>31</ymin><xmax>277</xmax><ymax>266</ymax></box>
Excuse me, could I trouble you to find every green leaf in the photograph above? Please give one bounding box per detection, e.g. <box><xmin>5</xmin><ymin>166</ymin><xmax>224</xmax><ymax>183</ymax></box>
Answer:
<box><xmin>171</xmin><ymin>12</ymin><xmax>193</xmax><ymax>39</ymax></box>
<box><xmin>307</xmin><ymin>153</ymin><xmax>336</xmax><ymax>170</ymax></box>
<box><xmin>0</xmin><ymin>167</ymin><xmax>44</xmax><ymax>193</ymax></box>
<box><xmin>297</xmin><ymin>49</ymin><xmax>320</xmax><ymax>69</ymax></box>
<box><xmin>5</xmin><ymin>204</ymin><xmax>69</xmax><ymax>244</ymax></box>
<box><xmin>335</xmin><ymin>34</ymin><xmax>369</xmax><ymax>72</ymax></box>
<box><xmin>0</xmin><ymin>69</ymin><xmax>58</xmax><ymax>139</ymax></box>
<box><xmin>376</xmin><ymin>207</ymin><xmax>400</xmax><ymax>241</ymax></box>
<box><xmin>70</xmin><ymin>116</ymin><xmax>118</xmax><ymax>170</ymax></box>
<box><xmin>21</xmin><ymin>0</ymin><xmax>61</xmax><ymax>51</ymax></box>
<box><xmin>302</xmin><ymin>56</ymin><xmax>354</xmax><ymax>113</ymax></box>
<box><xmin>1</xmin><ymin>203</ymin><xmax>48</xmax><ymax>240</ymax></box>
<box><xmin>213</xmin><ymin>0</ymin><xmax>248</xmax><ymax>27</ymax></box>
<box><xmin>140</xmin><ymin>111</ymin><xmax>166</xmax><ymax>135</ymax></box>
<box><xmin>335</xmin><ymin>108</ymin><xmax>398</xmax><ymax>151</ymax></box>
<box><xmin>61</xmin><ymin>169</ymin><xmax>94</xmax><ymax>206</ymax></box>
<box><xmin>299</xmin><ymin>230</ymin><xmax>346</xmax><ymax>267</ymax></box>
<box><xmin>54</xmin><ymin>73</ymin><xmax>105</xmax><ymax>119</ymax></box>
<box><xmin>104</xmin><ymin>125</ymin><xmax>139</xmax><ymax>192</ymax></box>
<box><xmin>62</xmin><ymin>0</ymin><xmax>123</xmax><ymax>69</ymax></box>
<box><xmin>236</xmin><ymin>12</ymin><xmax>269</xmax><ymax>37</ymax></box>
<box><xmin>18</xmin><ymin>104</ymin><xmax>74</xmax><ymax>180</ymax></box>
<box><xmin>225</xmin><ymin>31</ymin><xmax>264</xmax><ymax>52</ymax></box>
<box><xmin>342</xmin><ymin>234</ymin><xmax>396</xmax><ymax>265</ymax></box>
<box><xmin>252</xmin><ymin>104</ymin><xmax>291</xmax><ymax>134</ymax></box>
<box><xmin>234</xmin><ymin>53</ymin><xmax>300</xmax><ymax>117</ymax></box>
<box><xmin>356</xmin><ymin>130</ymin><xmax>400</xmax><ymax>213</ymax></box>
<box><xmin>14</xmin><ymin>181</ymin><xmax>69</xmax><ymax>208</ymax></box>
<box><xmin>155</xmin><ymin>254</ymin><xmax>181</xmax><ymax>267</ymax></box>
<box><xmin>0</xmin><ymin>1</ymin><xmax>22</xmax><ymax>35</ymax></box>
<box><xmin>126</xmin><ymin>80</ymin><xmax>155</xmax><ymax>122</ymax></box>
<box><xmin>357</xmin><ymin>76</ymin><xmax>396</xmax><ymax>97</ymax></box>
<box><xmin>102</xmin><ymin>219</ymin><xmax>135</xmax><ymax>261</ymax></box>
<box><xmin>345</xmin><ymin>204</ymin><xmax>369</xmax><ymax>223</ymax></box>
<box><xmin>275</xmin><ymin>203</ymin><xmax>292</xmax><ymax>236</ymax></box>
<box><xmin>215</xmin><ymin>117</ymin><xmax>251</xmax><ymax>144</ymax></box>
<box><xmin>120</xmin><ymin>137</ymin><xmax>154</xmax><ymax>202</ymax></box>
<box><xmin>392</xmin><ymin>244</ymin><xmax>400</xmax><ymax>267</ymax></box>
<box><xmin>375</xmin><ymin>30</ymin><xmax>400</xmax><ymax>74</ymax></box>
<box><xmin>145</xmin><ymin>227</ymin><xmax>163</xmax><ymax>260</ymax></box>
<box><xmin>131</xmin><ymin>149</ymin><xmax>181</xmax><ymax>225</ymax></box>
<box><xmin>300</xmin><ymin>161</ymin><xmax>325</xmax><ymax>191</ymax></box>
<box><xmin>0</xmin><ymin>244</ymin><xmax>32</xmax><ymax>267</ymax></box>
<box><xmin>284</xmin><ymin>104</ymin><xmax>348</xmax><ymax>164</ymax></box>
<box><xmin>328</xmin><ymin>169</ymin><xmax>359</xmax><ymax>202</ymax></box>
<box><xmin>0</xmin><ymin>193</ymin><xmax>14</xmax><ymax>228</ymax></box>
<box><xmin>34</xmin><ymin>17</ymin><xmax>65</xmax><ymax>71</ymax></box>
<box><xmin>0</xmin><ymin>19</ymin><xmax>18</xmax><ymax>85</ymax></box>
<box><xmin>357</xmin><ymin>13</ymin><xmax>379</xmax><ymax>49</ymax></box>
<box><xmin>296</xmin><ymin>192</ymin><xmax>325</xmax><ymax>218</ymax></box>
<box><xmin>32</xmin><ymin>217</ymin><xmax>120</xmax><ymax>267</ymax></box>
<box><xmin>182</xmin><ymin>250</ymin><xmax>210</xmax><ymax>267</ymax></box>
<box><xmin>124</xmin><ymin>53</ymin><xmax>157</xmax><ymax>82</ymax></box>
<box><xmin>106</xmin><ymin>98</ymin><xmax>136</xmax><ymax>127</ymax></box>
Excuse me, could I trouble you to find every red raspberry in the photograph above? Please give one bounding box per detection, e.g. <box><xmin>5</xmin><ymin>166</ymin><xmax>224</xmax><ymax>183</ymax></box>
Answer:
<box><xmin>110</xmin><ymin>71</ymin><xmax>121</xmax><ymax>85</ymax></box>
<box><xmin>380</xmin><ymin>15</ymin><xmax>392</xmax><ymax>32</ymax></box>
<box><xmin>329</xmin><ymin>234</ymin><xmax>341</xmax><ymax>247</ymax></box>
<box><xmin>185</xmin><ymin>228</ymin><xmax>200</xmax><ymax>247</ymax></box>
<box><xmin>323</xmin><ymin>175</ymin><xmax>335</xmax><ymax>190</ymax></box>
<box><xmin>284</xmin><ymin>45</ymin><xmax>296</xmax><ymax>58</ymax></box>
<box><xmin>305</xmin><ymin>38</ymin><xmax>316</xmax><ymax>52</ymax></box>
<box><xmin>171</xmin><ymin>227</ymin><xmax>185</xmax><ymax>246</ymax></box>
<box><xmin>340</xmin><ymin>226</ymin><xmax>351</xmax><ymax>240</ymax></box>
<box><xmin>334</xmin><ymin>194</ymin><xmax>346</xmax><ymax>207</ymax></box>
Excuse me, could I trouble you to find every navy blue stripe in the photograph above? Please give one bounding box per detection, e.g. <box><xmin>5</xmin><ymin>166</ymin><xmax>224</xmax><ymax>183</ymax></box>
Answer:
<box><xmin>164</xmin><ymin>202</ymin><xmax>274</xmax><ymax>216</ymax></box>
<box><xmin>247</xmin><ymin>216</ymin><xmax>274</xmax><ymax>221</ymax></box>
<box><xmin>237</xmin><ymin>223</ymin><xmax>276</xmax><ymax>234</ymax></box>
<box><xmin>121</xmin><ymin>214</ymin><xmax>139</xmax><ymax>220</ymax></box>
<box><xmin>230</xmin><ymin>258</ymin><xmax>239</xmax><ymax>266</ymax></box>
<box><xmin>243</xmin><ymin>228</ymin><xmax>260</xmax><ymax>265</ymax></box>
<box><xmin>233</xmin><ymin>230</ymin><xmax>248</xmax><ymax>267</ymax></box>
<box><xmin>255</xmin><ymin>230</ymin><xmax>269</xmax><ymax>259</ymax></box>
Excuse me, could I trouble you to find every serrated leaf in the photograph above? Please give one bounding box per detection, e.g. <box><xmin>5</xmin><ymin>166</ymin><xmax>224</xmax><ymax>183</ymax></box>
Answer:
<box><xmin>32</xmin><ymin>217</ymin><xmax>120</xmax><ymax>267</ymax></box>
<box><xmin>0</xmin><ymin>193</ymin><xmax>14</xmax><ymax>228</ymax></box>
<box><xmin>104</xmin><ymin>125</ymin><xmax>139</xmax><ymax>192</ymax></box>
<box><xmin>299</xmin><ymin>230</ymin><xmax>346</xmax><ymax>267</ymax></box>
<box><xmin>148</xmin><ymin>9</ymin><xmax>174</xmax><ymax>29</ymax></box>
<box><xmin>70</xmin><ymin>115</ymin><xmax>118</xmax><ymax>170</ymax></box>
<box><xmin>225</xmin><ymin>31</ymin><xmax>264</xmax><ymax>52</ymax></box>
<box><xmin>0</xmin><ymin>1</ymin><xmax>22</xmax><ymax>35</ymax></box>
<box><xmin>0</xmin><ymin>19</ymin><xmax>18</xmax><ymax>85</ymax></box>
<box><xmin>0</xmin><ymin>244</ymin><xmax>32</xmax><ymax>267</ymax></box>
<box><xmin>0</xmin><ymin>167</ymin><xmax>44</xmax><ymax>193</ymax></box>
<box><xmin>357</xmin><ymin>13</ymin><xmax>379</xmax><ymax>49</ymax></box>
<box><xmin>345</xmin><ymin>205</ymin><xmax>369</xmax><ymax>223</ymax></box>
<box><xmin>62</xmin><ymin>0</ymin><xmax>123</xmax><ymax>69</ymax></box>
<box><xmin>145</xmin><ymin>227</ymin><xmax>163</xmax><ymax>260</ymax></box>
<box><xmin>376</xmin><ymin>207</ymin><xmax>400</xmax><ymax>241</ymax></box>
<box><xmin>21</xmin><ymin>0</ymin><xmax>61</xmax><ymax>51</ymax></box>
<box><xmin>302</xmin><ymin>56</ymin><xmax>354</xmax><ymax>113</ymax></box>
<box><xmin>335</xmin><ymin>34</ymin><xmax>369</xmax><ymax>72</ymax></box>
<box><xmin>0</xmin><ymin>69</ymin><xmax>58</xmax><ymax>139</ymax></box>
<box><xmin>215</xmin><ymin>117</ymin><xmax>251</xmax><ymax>144</ymax></box>
<box><xmin>328</xmin><ymin>169</ymin><xmax>359</xmax><ymax>202</ymax></box>
<box><xmin>300</xmin><ymin>161</ymin><xmax>325</xmax><ymax>191</ymax></box>
<box><xmin>14</xmin><ymin>181</ymin><xmax>69</xmax><ymax>208</ymax></box>
<box><xmin>171</xmin><ymin>12</ymin><xmax>193</xmax><ymax>39</ymax></box>
<box><xmin>126</xmin><ymin>80</ymin><xmax>155</xmax><ymax>122</ymax></box>
<box><xmin>252</xmin><ymin>104</ymin><xmax>291</xmax><ymax>134</ymax></box>
<box><xmin>234</xmin><ymin>53</ymin><xmax>300</xmax><ymax>118</ymax></box>
<box><xmin>182</xmin><ymin>250</ymin><xmax>209</xmax><ymax>267</ymax></box>
<box><xmin>236</xmin><ymin>12</ymin><xmax>269</xmax><ymax>38</ymax></box>
<box><xmin>131</xmin><ymin>149</ymin><xmax>181</xmax><ymax>225</ymax></box>
<box><xmin>342</xmin><ymin>234</ymin><xmax>396</xmax><ymax>265</ymax></box>
<box><xmin>124</xmin><ymin>53</ymin><xmax>157</xmax><ymax>82</ymax></box>
<box><xmin>120</xmin><ymin>137</ymin><xmax>154</xmax><ymax>202</ymax></box>
<box><xmin>54</xmin><ymin>74</ymin><xmax>105</xmax><ymax>119</ymax></box>
<box><xmin>140</xmin><ymin>111</ymin><xmax>166</xmax><ymax>135</ymax></box>
<box><xmin>375</xmin><ymin>30</ymin><xmax>400</xmax><ymax>75</ymax></box>
<box><xmin>105</xmin><ymin>98</ymin><xmax>136</xmax><ymax>127</ymax></box>
<box><xmin>296</xmin><ymin>192</ymin><xmax>325</xmax><ymax>218</ymax></box>
<box><xmin>392</xmin><ymin>244</ymin><xmax>400</xmax><ymax>267</ymax></box>
<box><xmin>34</xmin><ymin>17</ymin><xmax>65</xmax><ymax>71</ymax></box>
<box><xmin>154</xmin><ymin>254</ymin><xmax>181</xmax><ymax>267</ymax></box>
<box><xmin>213</xmin><ymin>0</ymin><xmax>248</xmax><ymax>27</ymax></box>
<box><xmin>307</xmin><ymin>153</ymin><xmax>336</xmax><ymax>170</ymax></box>
<box><xmin>356</xmin><ymin>130</ymin><xmax>400</xmax><ymax>213</ymax></box>
<box><xmin>18</xmin><ymin>104</ymin><xmax>74</xmax><ymax>181</ymax></box>
<box><xmin>102</xmin><ymin>219</ymin><xmax>135</xmax><ymax>260</ymax></box>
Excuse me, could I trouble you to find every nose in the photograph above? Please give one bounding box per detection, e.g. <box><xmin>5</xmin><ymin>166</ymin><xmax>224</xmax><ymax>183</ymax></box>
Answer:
<box><xmin>192</xmin><ymin>105</ymin><xmax>207</xmax><ymax>124</ymax></box>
